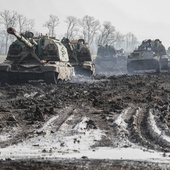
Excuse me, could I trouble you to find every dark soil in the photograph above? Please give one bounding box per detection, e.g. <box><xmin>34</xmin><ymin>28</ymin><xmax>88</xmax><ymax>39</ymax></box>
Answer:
<box><xmin>1</xmin><ymin>73</ymin><xmax>170</xmax><ymax>169</ymax></box>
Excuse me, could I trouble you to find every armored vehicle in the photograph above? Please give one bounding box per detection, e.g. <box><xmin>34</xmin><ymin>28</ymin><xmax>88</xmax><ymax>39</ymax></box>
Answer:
<box><xmin>95</xmin><ymin>45</ymin><xmax>117</xmax><ymax>70</ymax></box>
<box><xmin>127</xmin><ymin>39</ymin><xmax>168</xmax><ymax>74</ymax></box>
<box><xmin>0</xmin><ymin>27</ymin><xmax>74</xmax><ymax>84</ymax></box>
<box><xmin>61</xmin><ymin>38</ymin><xmax>95</xmax><ymax>77</ymax></box>
<box><xmin>94</xmin><ymin>45</ymin><xmax>127</xmax><ymax>73</ymax></box>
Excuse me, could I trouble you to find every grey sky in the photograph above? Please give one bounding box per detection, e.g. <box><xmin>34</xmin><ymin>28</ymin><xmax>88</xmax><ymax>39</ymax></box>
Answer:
<box><xmin>1</xmin><ymin>0</ymin><xmax>170</xmax><ymax>48</ymax></box>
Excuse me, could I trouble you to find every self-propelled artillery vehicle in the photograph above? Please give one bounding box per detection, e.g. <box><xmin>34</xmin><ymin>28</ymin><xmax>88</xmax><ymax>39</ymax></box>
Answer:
<box><xmin>61</xmin><ymin>38</ymin><xmax>95</xmax><ymax>77</ymax></box>
<box><xmin>127</xmin><ymin>39</ymin><xmax>168</xmax><ymax>74</ymax></box>
<box><xmin>0</xmin><ymin>27</ymin><xmax>74</xmax><ymax>84</ymax></box>
<box><xmin>94</xmin><ymin>45</ymin><xmax>127</xmax><ymax>73</ymax></box>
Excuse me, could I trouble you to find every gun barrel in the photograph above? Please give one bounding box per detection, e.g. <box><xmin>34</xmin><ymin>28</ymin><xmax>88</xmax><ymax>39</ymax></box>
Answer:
<box><xmin>7</xmin><ymin>27</ymin><xmax>16</xmax><ymax>35</ymax></box>
<box><xmin>7</xmin><ymin>27</ymin><xmax>34</xmax><ymax>48</ymax></box>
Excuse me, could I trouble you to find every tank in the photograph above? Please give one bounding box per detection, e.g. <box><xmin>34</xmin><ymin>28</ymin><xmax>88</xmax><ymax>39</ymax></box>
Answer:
<box><xmin>94</xmin><ymin>45</ymin><xmax>127</xmax><ymax>74</ymax></box>
<box><xmin>115</xmin><ymin>49</ymin><xmax>127</xmax><ymax>63</ymax></box>
<box><xmin>127</xmin><ymin>39</ymin><xmax>169</xmax><ymax>74</ymax></box>
<box><xmin>0</xmin><ymin>27</ymin><xmax>74</xmax><ymax>85</ymax></box>
<box><xmin>61</xmin><ymin>38</ymin><xmax>95</xmax><ymax>77</ymax></box>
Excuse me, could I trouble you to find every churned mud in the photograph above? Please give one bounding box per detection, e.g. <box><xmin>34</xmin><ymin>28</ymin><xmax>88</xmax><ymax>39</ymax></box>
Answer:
<box><xmin>1</xmin><ymin>73</ymin><xmax>170</xmax><ymax>169</ymax></box>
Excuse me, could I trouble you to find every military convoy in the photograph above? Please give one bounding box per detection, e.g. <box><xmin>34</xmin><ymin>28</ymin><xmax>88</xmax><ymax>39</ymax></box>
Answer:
<box><xmin>0</xmin><ymin>28</ymin><xmax>95</xmax><ymax>85</ymax></box>
<box><xmin>0</xmin><ymin>27</ymin><xmax>169</xmax><ymax>85</ymax></box>
<box><xmin>94</xmin><ymin>39</ymin><xmax>169</xmax><ymax>75</ymax></box>
<box><xmin>127</xmin><ymin>39</ymin><xmax>169</xmax><ymax>73</ymax></box>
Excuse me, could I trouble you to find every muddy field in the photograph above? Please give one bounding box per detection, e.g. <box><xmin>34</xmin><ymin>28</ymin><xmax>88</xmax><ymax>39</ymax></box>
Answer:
<box><xmin>1</xmin><ymin>72</ymin><xmax>170</xmax><ymax>169</ymax></box>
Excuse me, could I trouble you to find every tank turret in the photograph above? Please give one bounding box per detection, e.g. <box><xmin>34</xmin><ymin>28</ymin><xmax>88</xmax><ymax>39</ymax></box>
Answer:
<box><xmin>7</xmin><ymin>27</ymin><xmax>37</xmax><ymax>48</ymax></box>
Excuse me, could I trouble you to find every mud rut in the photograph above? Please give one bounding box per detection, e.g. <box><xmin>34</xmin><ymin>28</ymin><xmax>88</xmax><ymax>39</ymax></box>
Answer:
<box><xmin>1</xmin><ymin>74</ymin><xmax>170</xmax><ymax>169</ymax></box>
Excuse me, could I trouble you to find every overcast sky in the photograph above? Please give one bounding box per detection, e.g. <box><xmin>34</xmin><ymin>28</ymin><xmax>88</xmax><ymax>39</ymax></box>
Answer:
<box><xmin>1</xmin><ymin>0</ymin><xmax>170</xmax><ymax>48</ymax></box>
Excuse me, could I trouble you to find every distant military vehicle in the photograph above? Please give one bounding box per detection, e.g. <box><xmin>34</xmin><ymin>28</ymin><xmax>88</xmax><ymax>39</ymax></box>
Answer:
<box><xmin>115</xmin><ymin>48</ymin><xmax>127</xmax><ymax>63</ymax></box>
<box><xmin>94</xmin><ymin>45</ymin><xmax>127</xmax><ymax>73</ymax></box>
<box><xmin>61</xmin><ymin>38</ymin><xmax>95</xmax><ymax>77</ymax></box>
<box><xmin>0</xmin><ymin>27</ymin><xmax>74</xmax><ymax>85</ymax></box>
<box><xmin>127</xmin><ymin>39</ymin><xmax>168</xmax><ymax>74</ymax></box>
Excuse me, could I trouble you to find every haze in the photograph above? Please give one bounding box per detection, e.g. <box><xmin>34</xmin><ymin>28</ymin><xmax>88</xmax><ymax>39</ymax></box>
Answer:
<box><xmin>1</xmin><ymin>0</ymin><xmax>170</xmax><ymax>48</ymax></box>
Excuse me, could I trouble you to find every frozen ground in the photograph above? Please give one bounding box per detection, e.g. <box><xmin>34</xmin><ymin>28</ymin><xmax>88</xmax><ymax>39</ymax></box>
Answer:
<box><xmin>0</xmin><ymin>73</ymin><xmax>170</xmax><ymax>169</ymax></box>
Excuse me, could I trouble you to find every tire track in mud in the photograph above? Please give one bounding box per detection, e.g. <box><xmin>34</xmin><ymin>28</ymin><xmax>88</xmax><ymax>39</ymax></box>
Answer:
<box><xmin>38</xmin><ymin>107</ymin><xmax>75</xmax><ymax>133</ymax></box>
<box><xmin>2</xmin><ymin>73</ymin><xmax>170</xmax><ymax>169</ymax></box>
<box><xmin>116</xmin><ymin>105</ymin><xmax>170</xmax><ymax>152</ymax></box>
<box><xmin>0</xmin><ymin>107</ymin><xmax>75</xmax><ymax>148</ymax></box>
<box><xmin>145</xmin><ymin>109</ymin><xmax>170</xmax><ymax>150</ymax></box>
<box><xmin>5</xmin><ymin>106</ymin><xmax>104</xmax><ymax>156</ymax></box>
<box><xmin>36</xmin><ymin>107</ymin><xmax>85</xmax><ymax>140</ymax></box>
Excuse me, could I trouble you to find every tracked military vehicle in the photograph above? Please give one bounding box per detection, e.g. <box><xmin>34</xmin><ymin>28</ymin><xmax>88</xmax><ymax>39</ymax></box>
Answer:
<box><xmin>127</xmin><ymin>39</ymin><xmax>168</xmax><ymax>74</ymax></box>
<box><xmin>0</xmin><ymin>27</ymin><xmax>74</xmax><ymax>85</ymax></box>
<box><xmin>94</xmin><ymin>45</ymin><xmax>127</xmax><ymax>73</ymax></box>
<box><xmin>61</xmin><ymin>38</ymin><xmax>95</xmax><ymax>77</ymax></box>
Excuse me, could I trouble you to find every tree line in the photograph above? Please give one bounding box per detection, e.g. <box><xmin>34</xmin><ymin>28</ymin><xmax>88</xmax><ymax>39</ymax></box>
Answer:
<box><xmin>0</xmin><ymin>10</ymin><xmax>139</xmax><ymax>55</ymax></box>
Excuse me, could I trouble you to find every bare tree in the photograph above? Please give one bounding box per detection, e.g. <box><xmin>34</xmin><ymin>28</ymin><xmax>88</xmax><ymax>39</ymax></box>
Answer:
<box><xmin>79</xmin><ymin>15</ymin><xmax>100</xmax><ymax>46</ymax></box>
<box><xmin>124</xmin><ymin>32</ymin><xmax>139</xmax><ymax>52</ymax></box>
<box><xmin>16</xmin><ymin>14</ymin><xmax>35</xmax><ymax>33</ymax></box>
<box><xmin>114</xmin><ymin>31</ymin><xmax>124</xmax><ymax>49</ymax></box>
<box><xmin>43</xmin><ymin>14</ymin><xmax>59</xmax><ymax>37</ymax></box>
<box><xmin>131</xmin><ymin>34</ymin><xmax>139</xmax><ymax>50</ymax></box>
<box><xmin>25</xmin><ymin>19</ymin><xmax>35</xmax><ymax>31</ymax></box>
<box><xmin>97</xmin><ymin>21</ymin><xmax>116</xmax><ymax>46</ymax></box>
<box><xmin>0</xmin><ymin>10</ymin><xmax>17</xmax><ymax>54</ymax></box>
<box><xmin>0</xmin><ymin>31</ymin><xmax>5</xmax><ymax>54</ymax></box>
<box><xmin>65</xmin><ymin>16</ymin><xmax>79</xmax><ymax>40</ymax></box>
<box><xmin>17</xmin><ymin>14</ymin><xmax>27</xmax><ymax>33</ymax></box>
